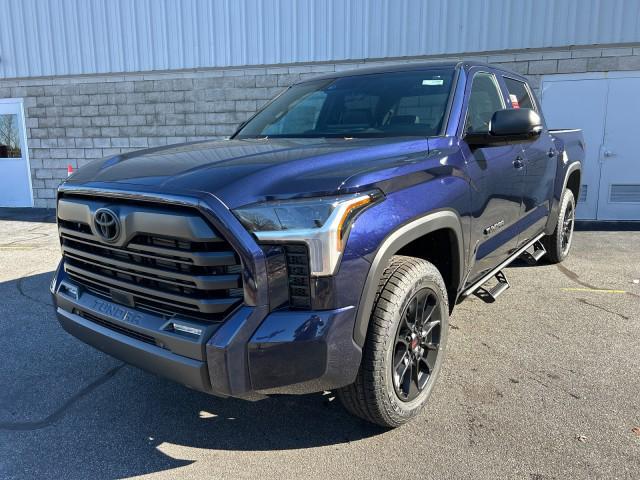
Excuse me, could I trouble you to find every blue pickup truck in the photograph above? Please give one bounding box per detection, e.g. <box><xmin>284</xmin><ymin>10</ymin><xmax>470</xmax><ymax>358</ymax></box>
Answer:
<box><xmin>51</xmin><ymin>62</ymin><xmax>583</xmax><ymax>427</ymax></box>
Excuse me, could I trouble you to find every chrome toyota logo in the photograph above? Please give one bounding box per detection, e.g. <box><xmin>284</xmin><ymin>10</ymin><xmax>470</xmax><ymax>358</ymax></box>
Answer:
<box><xmin>93</xmin><ymin>208</ymin><xmax>120</xmax><ymax>242</ymax></box>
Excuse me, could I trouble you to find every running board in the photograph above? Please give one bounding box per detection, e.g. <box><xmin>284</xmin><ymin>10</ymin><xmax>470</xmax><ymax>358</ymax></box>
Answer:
<box><xmin>460</xmin><ymin>233</ymin><xmax>546</xmax><ymax>301</ymax></box>
<box><xmin>518</xmin><ymin>240</ymin><xmax>547</xmax><ymax>265</ymax></box>
<box><xmin>473</xmin><ymin>270</ymin><xmax>510</xmax><ymax>303</ymax></box>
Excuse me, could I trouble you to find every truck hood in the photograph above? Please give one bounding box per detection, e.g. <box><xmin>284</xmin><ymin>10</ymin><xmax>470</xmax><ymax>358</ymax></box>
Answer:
<box><xmin>65</xmin><ymin>137</ymin><xmax>433</xmax><ymax>208</ymax></box>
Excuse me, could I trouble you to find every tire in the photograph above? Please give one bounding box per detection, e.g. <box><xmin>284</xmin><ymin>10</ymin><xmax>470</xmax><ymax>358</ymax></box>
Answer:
<box><xmin>543</xmin><ymin>188</ymin><xmax>576</xmax><ymax>264</ymax></box>
<box><xmin>337</xmin><ymin>255</ymin><xmax>449</xmax><ymax>428</ymax></box>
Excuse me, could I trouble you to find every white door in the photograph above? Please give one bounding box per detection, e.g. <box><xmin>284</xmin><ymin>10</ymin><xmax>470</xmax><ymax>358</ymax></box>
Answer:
<box><xmin>541</xmin><ymin>72</ymin><xmax>640</xmax><ymax>220</ymax></box>
<box><xmin>0</xmin><ymin>99</ymin><xmax>33</xmax><ymax>207</ymax></box>
<box><xmin>598</xmin><ymin>78</ymin><xmax>640</xmax><ymax>220</ymax></box>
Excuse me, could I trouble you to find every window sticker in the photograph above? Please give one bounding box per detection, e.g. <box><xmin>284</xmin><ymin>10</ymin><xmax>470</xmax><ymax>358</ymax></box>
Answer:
<box><xmin>509</xmin><ymin>93</ymin><xmax>520</xmax><ymax>109</ymax></box>
<box><xmin>422</xmin><ymin>79</ymin><xmax>444</xmax><ymax>86</ymax></box>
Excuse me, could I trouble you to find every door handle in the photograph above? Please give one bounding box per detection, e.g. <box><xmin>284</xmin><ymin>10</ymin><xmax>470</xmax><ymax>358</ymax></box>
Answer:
<box><xmin>513</xmin><ymin>156</ymin><xmax>524</xmax><ymax>169</ymax></box>
<box><xmin>548</xmin><ymin>148</ymin><xmax>557</xmax><ymax>158</ymax></box>
<box><xmin>603</xmin><ymin>150</ymin><xmax>615</xmax><ymax>157</ymax></box>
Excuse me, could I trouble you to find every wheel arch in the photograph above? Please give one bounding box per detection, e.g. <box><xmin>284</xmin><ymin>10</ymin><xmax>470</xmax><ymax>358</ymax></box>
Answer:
<box><xmin>353</xmin><ymin>210</ymin><xmax>465</xmax><ymax>348</ymax></box>
<box><xmin>546</xmin><ymin>161</ymin><xmax>581</xmax><ymax>235</ymax></box>
<box><xmin>565</xmin><ymin>167</ymin><xmax>581</xmax><ymax>204</ymax></box>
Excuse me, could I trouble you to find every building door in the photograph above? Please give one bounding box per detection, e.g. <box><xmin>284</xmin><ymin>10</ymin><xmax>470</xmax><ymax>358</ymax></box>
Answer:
<box><xmin>541</xmin><ymin>72</ymin><xmax>640</xmax><ymax>220</ymax></box>
<box><xmin>597</xmin><ymin>78</ymin><xmax>640</xmax><ymax>220</ymax></box>
<box><xmin>0</xmin><ymin>99</ymin><xmax>33</xmax><ymax>207</ymax></box>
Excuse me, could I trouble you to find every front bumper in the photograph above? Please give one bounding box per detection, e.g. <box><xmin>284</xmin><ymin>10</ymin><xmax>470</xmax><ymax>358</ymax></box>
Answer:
<box><xmin>52</xmin><ymin>265</ymin><xmax>362</xmax><ymax>398</ymax></box>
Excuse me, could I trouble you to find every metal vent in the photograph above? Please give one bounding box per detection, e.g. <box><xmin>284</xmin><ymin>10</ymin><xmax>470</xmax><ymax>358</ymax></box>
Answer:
<box><xmin>578</xmin><ymin>185</ymin><xmax>587</xmax><ymax>203</ymax></box>
<box><xmin>610</xmin><ymin>184</ymin><xmax>640</xmax><ymax>203</ymax></box>
<box><xmin>284</xmin><ymin>244</ymin><xmax>312</xmax><ymax>309</ymax></box>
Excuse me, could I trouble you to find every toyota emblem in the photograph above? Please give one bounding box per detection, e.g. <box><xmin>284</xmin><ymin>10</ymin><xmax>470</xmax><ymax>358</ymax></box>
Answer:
<box><xmin>94</xmin><ymin>208</ymin><xmax>121</xmax><ymax>242</ymax></box>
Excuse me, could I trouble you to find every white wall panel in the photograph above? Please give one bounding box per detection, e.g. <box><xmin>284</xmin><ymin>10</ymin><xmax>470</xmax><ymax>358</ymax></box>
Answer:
<box><xmin>1</xmin><ymin>0</ymin><xmax>639</xmax><ymax>79</ymax></box>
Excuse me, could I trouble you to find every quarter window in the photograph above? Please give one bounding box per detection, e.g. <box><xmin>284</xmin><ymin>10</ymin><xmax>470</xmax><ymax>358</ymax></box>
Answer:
<box><xmin>503</xmin><ymin>77</ymin><xmax>535</xmax><ymax>110</ymax></box>
<box><xmin>465</xmin><ymin>73</ymin><xmax>504</xmax><ymax>134</ymax></box>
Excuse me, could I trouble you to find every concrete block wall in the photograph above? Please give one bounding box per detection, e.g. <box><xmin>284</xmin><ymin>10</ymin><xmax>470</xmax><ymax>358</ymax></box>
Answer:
<box><xmin>1</xmin><ymin>44</ymin><xmax>639</xmax><ymax>207</ymax></box>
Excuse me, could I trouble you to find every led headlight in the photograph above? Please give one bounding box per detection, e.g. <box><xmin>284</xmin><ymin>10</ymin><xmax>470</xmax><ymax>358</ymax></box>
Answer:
<box><xmin>233</xmin><ymin>190</ymin><xmax>382</xmax><ymax>276</ymax></box>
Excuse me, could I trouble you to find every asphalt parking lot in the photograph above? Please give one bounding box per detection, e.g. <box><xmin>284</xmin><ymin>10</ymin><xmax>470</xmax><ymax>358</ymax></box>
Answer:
<box><xmin>0</xmin><ymin>209</ymin><xmax>638</xmax><ymax>480</ymax></box>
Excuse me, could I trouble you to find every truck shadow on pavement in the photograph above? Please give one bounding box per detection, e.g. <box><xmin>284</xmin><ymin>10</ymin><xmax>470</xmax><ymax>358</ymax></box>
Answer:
<box><xmin>0</xmin><ymin>271</ymin><xmax>384</xmax><ymax>480</ymax></box>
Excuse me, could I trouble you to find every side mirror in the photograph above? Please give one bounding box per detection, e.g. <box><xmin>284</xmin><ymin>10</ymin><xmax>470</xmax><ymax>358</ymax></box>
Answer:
<box><xmin>465</xmin><ymin>108</ymin><xmax>543</xmax><ymax>147</ymax></box>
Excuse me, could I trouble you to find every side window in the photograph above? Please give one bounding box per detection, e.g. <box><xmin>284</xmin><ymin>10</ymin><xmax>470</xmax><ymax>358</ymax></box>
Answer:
<box><xmin>503</xmin><ymin>77</ymin><xmax>535</xmax><ymax>110</ymax></box>
<box><xmin>465</xmin><ymin>73</ymin><xmax>504</xmax><ymax>134</ymax></box>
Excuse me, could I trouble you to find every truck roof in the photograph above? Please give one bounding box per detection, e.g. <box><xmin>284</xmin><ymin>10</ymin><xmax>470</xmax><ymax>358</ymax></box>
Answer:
<box><xmin>296</xmin><ymin>61</ymin><xmax>527</xmax><ymax>84</ymax></box>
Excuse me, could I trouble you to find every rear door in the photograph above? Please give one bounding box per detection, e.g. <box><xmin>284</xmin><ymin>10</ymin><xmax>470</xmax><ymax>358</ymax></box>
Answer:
<box><xmin>462</xmin><ymin>70</ymin><xmax>525</xmax><ymax>281</ymax></box>
<box><xmin>502</xmin><ymin>76</ymin><xmax>557</xmax><ymax>246</ymax></box>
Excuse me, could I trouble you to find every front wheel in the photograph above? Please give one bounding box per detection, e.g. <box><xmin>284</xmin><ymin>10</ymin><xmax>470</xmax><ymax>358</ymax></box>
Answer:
<box><xmin>543</xmin><ymin>188</ymin><xmax>576</xmax><ymax>263</ymax></box>
<box><xmin>337</xmin><ymin>256</ymin><xmax>449</xmax><ymax>428</ymax></box>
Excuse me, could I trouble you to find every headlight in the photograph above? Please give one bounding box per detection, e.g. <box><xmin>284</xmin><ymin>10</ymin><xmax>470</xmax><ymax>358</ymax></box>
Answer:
<box><xmin>233</xmin><ymin>190</ymin><xmax>382</xmax><ymax>276</ymax></box>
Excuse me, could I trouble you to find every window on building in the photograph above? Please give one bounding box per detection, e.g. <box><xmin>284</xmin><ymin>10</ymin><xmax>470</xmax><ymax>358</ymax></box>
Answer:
<box><xmin>0</xmin><ymin>114</ymin><xmax>22</xmax><ymax>158</ymax></box>
<box><xmin>503</xmin><ymin>77</ymin><xmax>535</xmax><ymax>110</ymax></box>
<box><xmin>464</xmin><ymin>73</ymin><xmax>504</xmax><ymax>134</ymax></box>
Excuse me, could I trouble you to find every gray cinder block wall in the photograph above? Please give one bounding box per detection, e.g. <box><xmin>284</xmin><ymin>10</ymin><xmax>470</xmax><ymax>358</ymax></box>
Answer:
<box><xmin>1</xmin><ymin>44</ymin><xmax>639</xmax><ymax>208</ymax></box>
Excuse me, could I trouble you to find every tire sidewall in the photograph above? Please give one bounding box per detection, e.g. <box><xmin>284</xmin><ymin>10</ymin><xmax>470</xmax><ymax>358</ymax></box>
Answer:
<box><xmin>381</xmin><ymin>274</ymin><xmax>449</xmax><ymax>421</ymax></box>
<box><xmin>555</xmin><ymin>189</ymin><xmax>576</xmax><ymax>261</ymax></box>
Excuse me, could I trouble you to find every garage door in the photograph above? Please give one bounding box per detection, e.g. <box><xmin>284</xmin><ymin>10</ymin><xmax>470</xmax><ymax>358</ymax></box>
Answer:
<box><xmin>541</xmin><ymin>72</ymin><xmax>640</xmax><ymax>221</ymax></box>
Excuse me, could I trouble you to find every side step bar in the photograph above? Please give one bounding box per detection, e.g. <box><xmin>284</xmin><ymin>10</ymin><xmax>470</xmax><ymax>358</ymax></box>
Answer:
<box><xmin>518</xmin><ymin>240</ymin><xmax>547</xmax><ymax>265</ymax></box>
<box><xmin>460</xmin><ymin>233</ymin><xmax>546</xmax><ymax>302</ymax></box>
<box><xmin>473</xmin><ymin>270</ymin><xmax>510</xmax><ymax>303</ymax></box>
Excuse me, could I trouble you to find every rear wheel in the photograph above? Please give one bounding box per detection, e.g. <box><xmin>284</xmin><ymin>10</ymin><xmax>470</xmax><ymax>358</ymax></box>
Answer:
<box><xmin>337</xmin><ymin>255</ymin><xmax>449</xmax><ymax>428</ymax></box>
<box><xmin>543</xmin><ymin>188</ymin><xmax>576</xmax><ymax>263</ymax></box>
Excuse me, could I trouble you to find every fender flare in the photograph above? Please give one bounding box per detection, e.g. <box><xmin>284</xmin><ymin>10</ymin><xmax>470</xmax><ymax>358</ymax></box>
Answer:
<box><xmin>562</xmin><ymin>161</ymin><xmax>582</xmax><ymax>198</ymax></box>
<box><xmin>353</xmin><ymin>209</ymin><xmax>465</xmax><ymax>347</ymax></box>
<box><xmin>547</xmin><ymin>161</ymin><xmax>581</xmax><ymax>234</ymax></box>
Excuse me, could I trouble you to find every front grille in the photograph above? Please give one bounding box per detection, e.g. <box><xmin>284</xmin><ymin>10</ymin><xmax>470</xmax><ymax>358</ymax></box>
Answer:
<box><xmin>74</xmin><ymin>309</ymin><xmax>157</xmax><ymax>346</ymax></box>
<box><xmin>58</xmin><ymin>197</ymin><xmax>244</xmax><ymax>322</ymax></box>
<box><xmin>284</xmin><ymin>244</ymin><xmax>311</xmax><ymax>309</ymax></box>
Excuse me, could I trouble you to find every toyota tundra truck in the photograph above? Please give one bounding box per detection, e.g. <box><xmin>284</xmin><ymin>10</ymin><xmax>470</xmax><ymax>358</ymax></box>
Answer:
<box><xmin>51</xmin><ymin>62</ymin><xmax>584</xmax><ymax>427</ymax></box>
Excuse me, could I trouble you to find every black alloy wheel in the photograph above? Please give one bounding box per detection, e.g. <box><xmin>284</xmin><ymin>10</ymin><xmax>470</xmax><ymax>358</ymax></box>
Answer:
<box><xmin>392</xmin><ymin>288</ymin><xmax>442</xmax><ymax>402</ymax></box>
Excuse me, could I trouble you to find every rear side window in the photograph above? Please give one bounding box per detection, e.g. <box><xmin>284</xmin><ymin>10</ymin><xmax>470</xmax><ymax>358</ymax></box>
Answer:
<box><xmin>465</xmin><ymin>72</ymin><xmax>504</xmax><ymax>134</ymax></box>
<box><xmin>503</xmin><ymin>77</ymin><xmax>535</xmax><ymax>110</ymax></box>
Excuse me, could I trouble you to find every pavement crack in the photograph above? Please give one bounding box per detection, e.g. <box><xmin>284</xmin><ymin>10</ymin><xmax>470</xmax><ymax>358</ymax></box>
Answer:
<box><xmin>16</xmin><ymin>271</ymin><xmax>54</xmax><ymax>307</ymax></box>
<box><xmin>527</xmin><ymin>371</ymin><xmax>581</xmax><ymax>400</ymax></box>
<box><xmin>0</xmin><ymin>364</ymin><xmax>124</xmax><ymax>431</ymax></box>
<box><xmin>577</xmin><ymin>298</ymin><xmax>630</xmax><ymax>320</ymax></box>
<box><xmin>0</xmin><ymin>232</ymin><xmax>50</xmax><ymax>248</ymax></box>
<box><xmin>557</xmin><ymin>263</ymin><xmax>639</xmax><ymax>299</ymax></box>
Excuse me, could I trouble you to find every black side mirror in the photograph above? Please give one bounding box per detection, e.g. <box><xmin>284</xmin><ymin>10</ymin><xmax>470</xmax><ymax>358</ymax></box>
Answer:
<box><xmin>465</xmin><ymin>108</ymin><xmax>543</xmax><ymax>147</ymax></box>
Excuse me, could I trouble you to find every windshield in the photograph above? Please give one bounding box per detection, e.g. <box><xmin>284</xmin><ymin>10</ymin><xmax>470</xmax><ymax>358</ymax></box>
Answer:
<box><xmin>234</xmin><ymin>68</ymin><xmax>456</xmax><ymax>138</ymax></box>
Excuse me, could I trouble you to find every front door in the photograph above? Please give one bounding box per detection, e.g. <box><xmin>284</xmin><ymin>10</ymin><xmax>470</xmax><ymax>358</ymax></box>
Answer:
<box><xmin>463</xmin><ymin>71</ymin><xmax>525</xmax><ymax>281</ymax></box>
<box><xmin>0</xmin><ymin>99</ymin><xmax>33</xmax><ymax>207</ymax></box>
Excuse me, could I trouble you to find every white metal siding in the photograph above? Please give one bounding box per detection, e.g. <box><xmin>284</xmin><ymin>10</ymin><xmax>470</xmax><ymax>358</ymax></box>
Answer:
<box><xmin>1</xmin><ymin>0</ymin><xmax>639</xmax><ymax>79</ymax></box>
